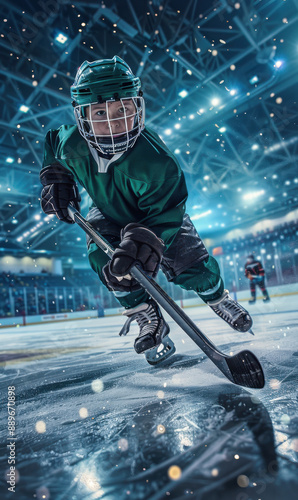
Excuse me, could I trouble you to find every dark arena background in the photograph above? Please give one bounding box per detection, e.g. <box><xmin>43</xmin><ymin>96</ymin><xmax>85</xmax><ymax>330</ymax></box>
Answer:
<box><xmin>0</xmin><ymin>1</ymin><xmax>298</xmax><ymax>499</ymax></box>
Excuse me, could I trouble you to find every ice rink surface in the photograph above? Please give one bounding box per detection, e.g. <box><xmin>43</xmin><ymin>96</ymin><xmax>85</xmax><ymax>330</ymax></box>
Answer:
<box><xmin>0</xmin><ymin>293</ymin><xmax>298</xmax><ymax>500</ymax></box>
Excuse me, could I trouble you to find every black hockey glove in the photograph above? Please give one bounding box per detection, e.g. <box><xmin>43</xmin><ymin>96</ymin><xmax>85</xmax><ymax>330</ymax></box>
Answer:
<box><xmin>40</xmin><ymin>164</ymin><xmax>81</xmax><ymax>224</ymax></box>
<box><xmin>102</xmin><ymin>223</ymin><xmax>164</xmax><ymax>292</ymax></box>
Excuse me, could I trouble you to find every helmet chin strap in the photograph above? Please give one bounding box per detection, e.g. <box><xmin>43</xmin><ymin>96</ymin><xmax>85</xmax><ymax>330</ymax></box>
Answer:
<box><xmin>90</xmin><ymin>144</ymin><xmax>114</xmax><ymax>159</ymax></box>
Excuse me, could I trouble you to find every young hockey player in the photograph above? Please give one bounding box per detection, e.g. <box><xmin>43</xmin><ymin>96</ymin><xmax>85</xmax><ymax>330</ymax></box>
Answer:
<box><xmin>40</xmin><ymin>56</ymin><xmax>253</xmax><ymax>355</ymax></box>
<box><xmin>245</xmin><ymin>254</ymin><xmax>270</xmax><ymax>303</ymax></box>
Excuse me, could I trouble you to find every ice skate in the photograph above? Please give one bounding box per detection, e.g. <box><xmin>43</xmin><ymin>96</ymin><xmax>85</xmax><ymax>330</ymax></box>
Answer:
<box><xmin>263</xmin><ymin>296</ymin><xmax>270</xmax><ymax>303</ymax></box>
<box><xmin>207</xmin><ymin>289</ymin><xmax>253</xmax><ymax>332</ymax></box>
<box><xmin>249</xmin><ymin>298</ymin><xmax>256</xmax><ymax>304</ymax></box>
<box><xmin>119</xmin><ymin>298</ymin><xmax>172</xmax><ymax>355</ymax></box>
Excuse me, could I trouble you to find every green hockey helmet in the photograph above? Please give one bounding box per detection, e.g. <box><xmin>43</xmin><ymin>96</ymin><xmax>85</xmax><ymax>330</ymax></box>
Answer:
<box><xmin>71</xmin><ymin>56</ymin><xmax>145</xmax><ymax>156</ymax></box>
<box><xmin>71</xmin><ymin>56</ymin><xmax>142</xmax><ymax>105</ymax></box>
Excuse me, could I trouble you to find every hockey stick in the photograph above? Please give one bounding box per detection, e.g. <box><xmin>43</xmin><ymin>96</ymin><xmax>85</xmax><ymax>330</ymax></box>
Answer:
<box><xmin>68</xmin><ymin>205</ymin><xmax>265</xmax><ymax>389</ymax></box>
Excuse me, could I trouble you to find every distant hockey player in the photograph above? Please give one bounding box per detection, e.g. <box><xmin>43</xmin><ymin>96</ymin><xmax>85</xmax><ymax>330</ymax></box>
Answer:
<box><xmin>245</xmin><ymin>254</ymin><xmax>270</xmax><ymax>303</ymax></box>
<box><xmin>40</xmin><ymin>56</ymin><xmax>253</xmax><ymax>355</ymax></box>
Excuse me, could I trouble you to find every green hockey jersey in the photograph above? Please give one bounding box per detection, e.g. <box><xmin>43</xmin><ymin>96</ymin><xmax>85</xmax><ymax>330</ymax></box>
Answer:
<box><xmin>41</xmin><ymin>125</ymin><xmax>188</xmax><ymax>249</ymax></box>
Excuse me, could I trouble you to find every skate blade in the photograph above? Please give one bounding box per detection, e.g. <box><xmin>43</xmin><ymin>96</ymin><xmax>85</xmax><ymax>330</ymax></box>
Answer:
<box><xmin>145</xmin><ymin>336</ymin><xmax>176</xmax><ymax>365</ymax></box>
<box><xmin>248</xmin><ymin>328</ymin><xmax>255</xmax><ymax>336</ymax></box>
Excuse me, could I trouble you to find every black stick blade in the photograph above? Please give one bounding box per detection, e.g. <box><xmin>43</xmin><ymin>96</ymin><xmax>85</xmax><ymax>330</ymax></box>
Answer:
<box><xmin>226</xmin><ymin>350</ymin><xmax>265</xmax><ymax>389</ymax></box>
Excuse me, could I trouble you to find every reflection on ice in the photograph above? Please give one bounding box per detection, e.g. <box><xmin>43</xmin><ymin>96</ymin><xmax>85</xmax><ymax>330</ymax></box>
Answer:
<box><xmin>74</xmin><ymin>464</ymin><xmax>104</xmax><ymax>498</ymax></box>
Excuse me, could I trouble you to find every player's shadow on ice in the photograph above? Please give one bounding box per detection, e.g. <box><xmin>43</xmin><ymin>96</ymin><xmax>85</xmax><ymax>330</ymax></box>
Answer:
<box><xmin>150</xmin><ymin>352</ymin><xmax>207</xmax><ymax>370</ymax></box>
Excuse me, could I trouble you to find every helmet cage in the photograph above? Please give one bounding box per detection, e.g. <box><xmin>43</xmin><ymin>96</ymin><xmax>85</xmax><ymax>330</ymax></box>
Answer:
<box><xmin>74</xmin><ymin>96</ymin><xmax>145</xmax><ymax>155</ymax></box>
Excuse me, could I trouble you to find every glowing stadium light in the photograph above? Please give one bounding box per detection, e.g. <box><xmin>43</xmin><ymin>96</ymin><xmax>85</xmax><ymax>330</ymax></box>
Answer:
<box><xmin>174</xmin><ymin>123</ymin><xmax>181</xmax><ymax>129</ymax></box>
<box><xmin>269</xmin><ymin>196</ymin><xmax>275</xmax><ymax>202</ymax></box>
<box><xmin>243</xmin><ymin>189</ymin><xmax>265</xmax><ymax>201</ymax></box>
<box><xmin>251</xmin><ymin>144</ymin><xmax>259</xmax><ymax>150</ymax></box>
<box><xmin>192</xmin><ymin>205</ymin><xmax>202</xmax><ymax>210</ymax></box>
<box><xmin>265</xmin><ymin>136</ymin><xmax>298</xmax><ymax>154</ymax></box>
<box><xmin>19</xmin><ymin>104</ymin><xmax>29</xmax><ymax>113</ymax></box>
<box><xmin>203</xmin><ymin>175</ymin><xmax>210</xmax><ymax>180</ymax></box>
<box><xmin>34</xmin><ymin>214</ymin><xmax>41</xmax><ymax>220</ymax></box>
<box><xmin>202</xmin><ymin>186</ymin><xmax>207</xmax><ymax>191</ymax></box>
<box><xmin>164</xmin><ymin>128</ymin><xmax>172</xmax><ymax>136</ymax></box>
<box><xmin>55</xmin><ymin>33</ymin><xmax>68</xmax><ymax>44</ymax></box>
<box><xmin>261</xmin><ymin>248</ymin><xmax>266</xmax><ymax>254</ymax></box>
<box><xmin>178</xmin><ymin>90</ymin><xmax>188</xmax><ymax>98</ymax></box>
<box><xmin>12</xmin><ymin>219</ymin><xmax>18</xmax><ymax>224</ymax></box>
<box><xmin>199</xmin><ymin>108</ymin><xmax>205</xmax><ymax>114</ymax></box>
<box><xmin>211</xmin><ymin>97</ymin><xmax>220</xmax><ymax>107</ymax></box>
<box><xmin>249</xmin><ymin>75</ymin><xmax>259</xmax><ymax>84</ymax></box>
<box><xmin>174</xmin><ymin>148</ymin><xmax>181</xmax><ymax>154</ymax></box>
<box><xmin>191</xmin><ymin>209</ymin><xmax>212</xmax><ymax>221</ymax></box>
<box><xmin>272</xmin><ymin>174</ymin><xmax>278</xmax><ymax>179</ymax></box>
<box><xmin>189</xmin><ymin>114</ymin><xmax>195</xmax><ymax>119</ymax></box>
<box><xmin>230</xmin><ymin>89</ymin><xmax>237</xmax><ymax>96</ymax></box>
<box><xmin>219</xmin><ymin>126</ymin><xmax>226</xmax><ymax>133</ymax></box>
<box><xmin>6</xmin><ymin>157</ymin><xmax>14</xmax><ymax>163</ymax></box>
<box><xmin>275</xmin><ymin>60</ymin><xmax>283</xmax><ymax>68</ymax></box>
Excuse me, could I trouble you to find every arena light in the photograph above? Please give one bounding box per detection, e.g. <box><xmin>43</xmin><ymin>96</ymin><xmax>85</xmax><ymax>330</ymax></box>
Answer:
<box><xmin>249</xmin><ymin>75</ymin><xmax>259</xmax><ymax>84</ymax></box>
<box><xmin>174</xmin><ymin>148</ymin><xmax>180</xmax><ymax>154</ymax></box>
<box><xmin>174</xmin><ymin>123</ymin><xmax>181</xmax><ymax>129</ymax></box>
<box><xmin>275</xmin><ymin>60</ymin><xmax>283</xmax><ymax>68</ymax></box>
<box><xmin>243</xmin><ymin>189</ymin><xmax>265</xmax><ymax>201</ymax></box>
<box><xmin>265</xmin><ymin>136</ymin><xmax>298</xmax><ymax>154</ymax></box>
<box><xmin>178</xmin><ymin>90</ymin><xmax>188</xmax><ymax>98</ymax></box>
<box><xmin>55</xmin><ymin>33</ymin><xmax>68</xmax><ymax>44</ymax></box>
<box><xmin>230</xmin><ymin>89</ymin><xmax>237</xmax><ymax>96</ymax></box>
<box><xmin>211</xmin><ymin>97</ymin><xmax>220</xmax><ymax>107</ymax></box>
<box><xmin>251</xmin><ymin>144</ymin><xmax>259</xmax><ymax>150</ymax></box>
<box><xmin>191</xmin><ymin>209</ymin><xmax>212</xmax><ymax>221</ymax></box>
<box><xmin>19</xmin><ymin>104</ymin><xmax>29</xmax><ymax>113</ymax></box>
<box><xmin>164</xmin><ymin>128</ymin><xmax>172</xmax><ymax>136</ymax></box>
<box><xmin>6</xmin><ymin>157</ymin><xmax>14</xmax><ymax>163</ymax></box>
<box><xmin>219</xmin><ymin>126</ymin><xmax>226</xmax><ymax>133</ymax></box>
